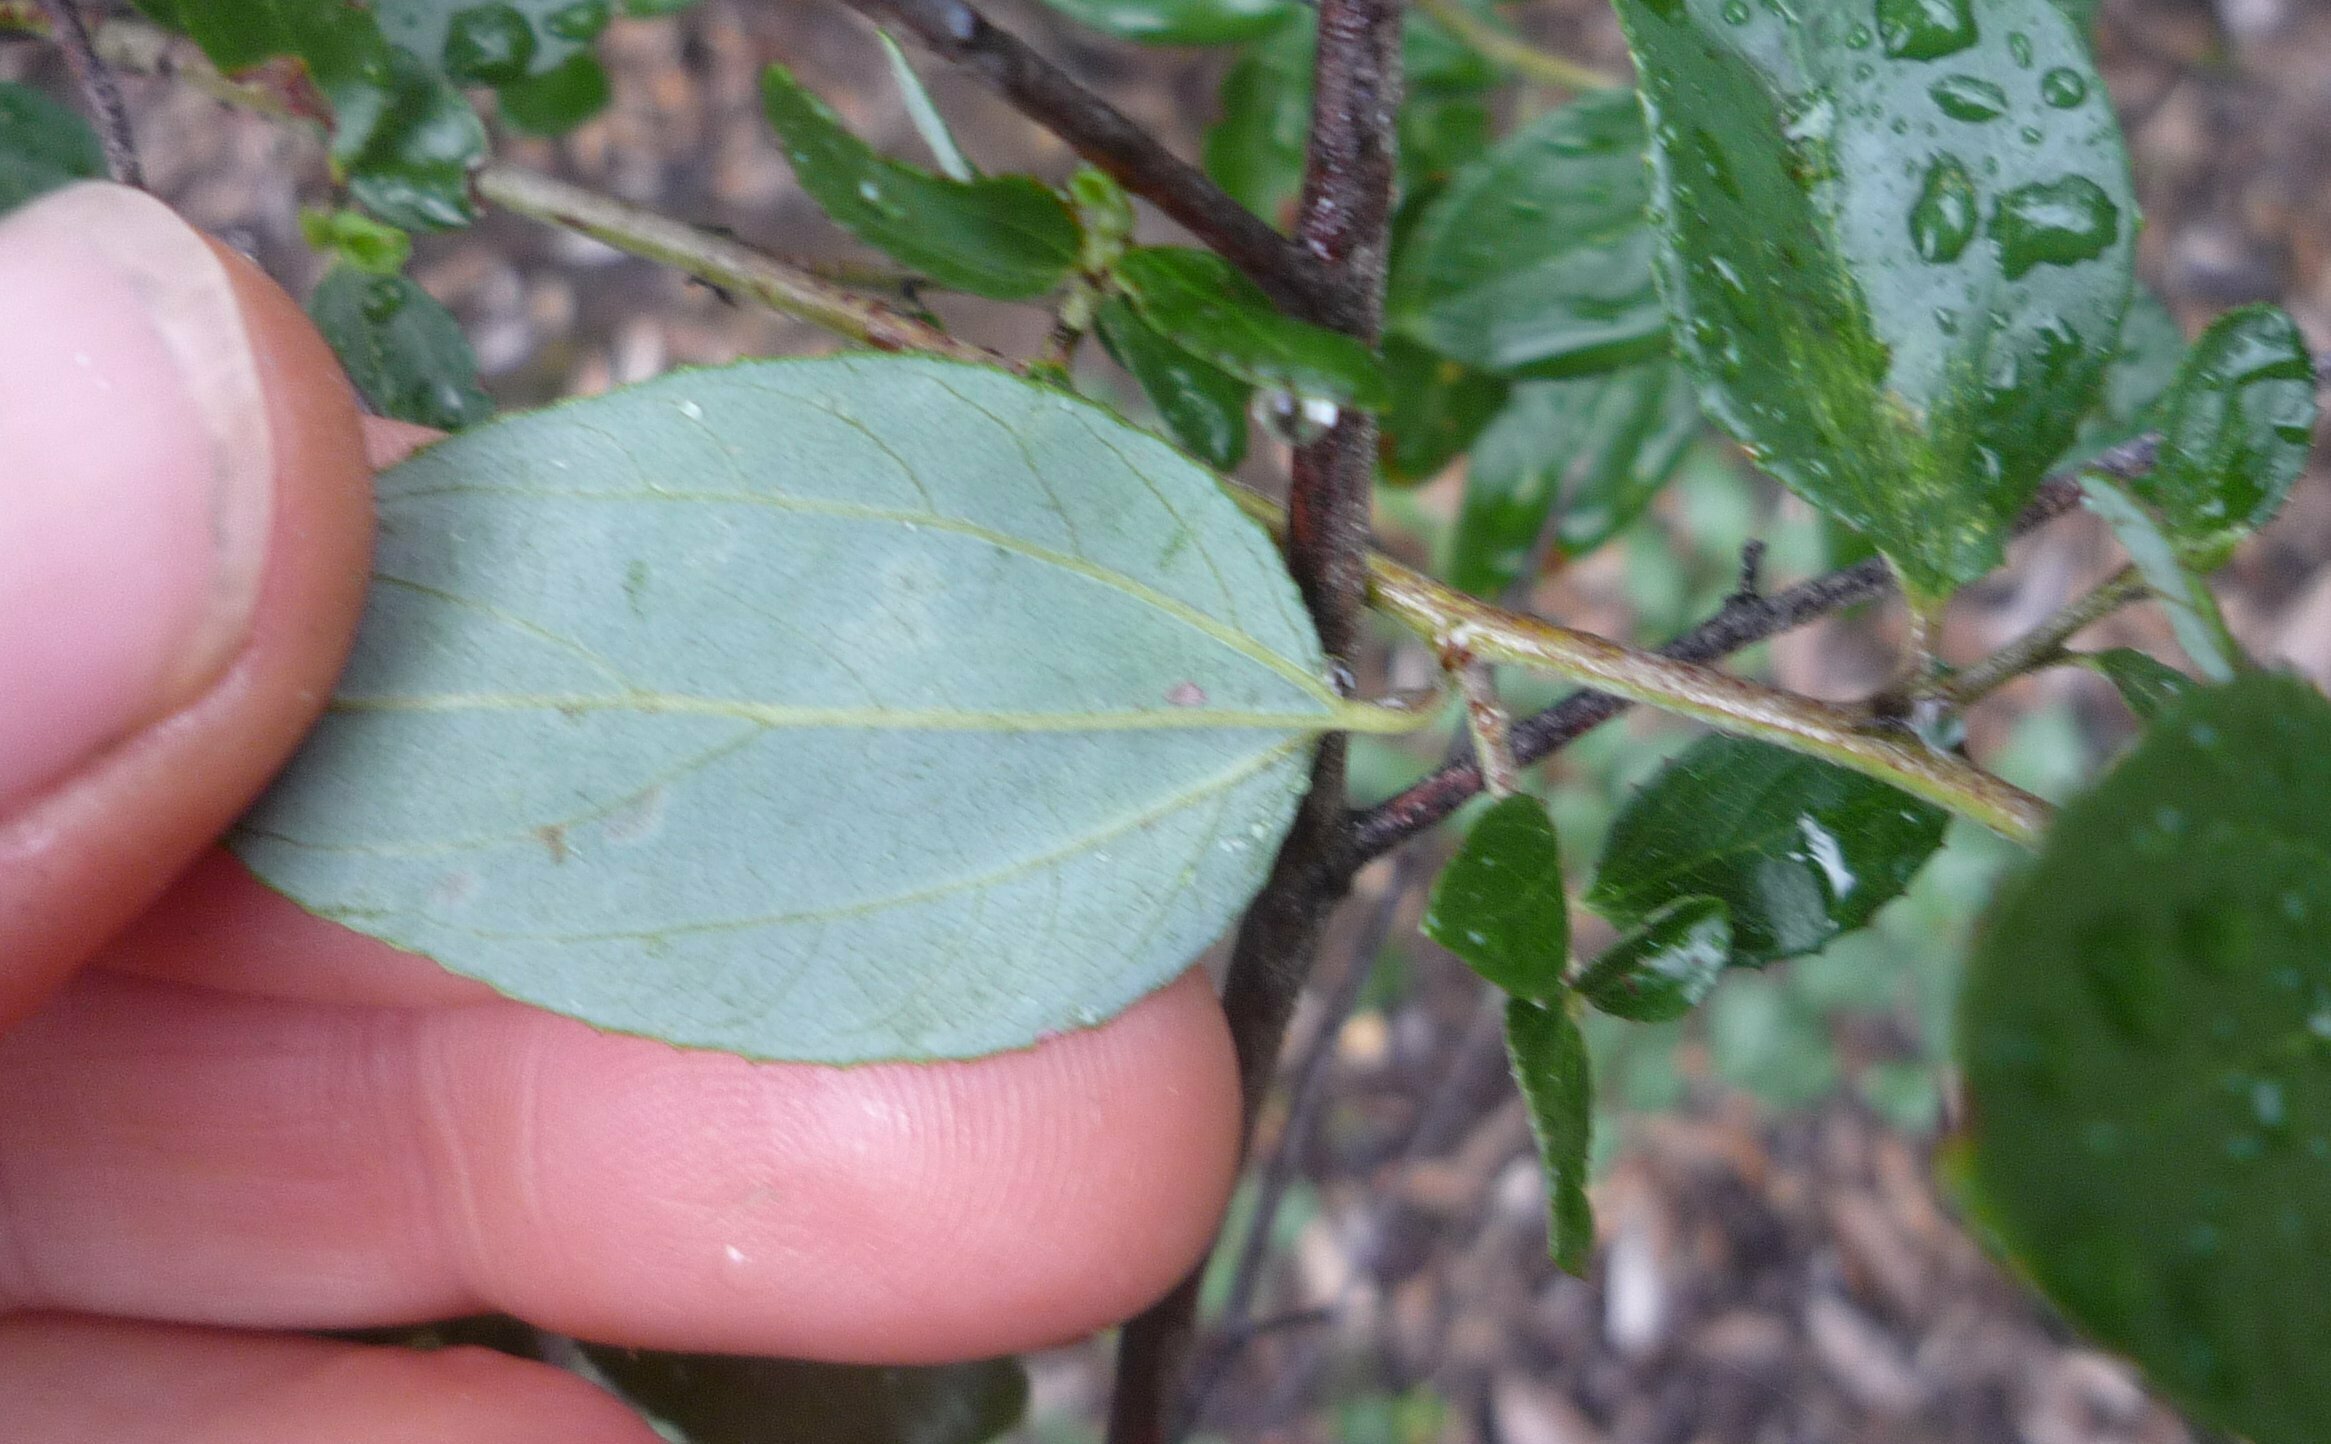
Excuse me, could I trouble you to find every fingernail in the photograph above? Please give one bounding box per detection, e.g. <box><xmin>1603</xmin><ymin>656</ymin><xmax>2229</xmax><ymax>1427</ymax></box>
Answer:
<box><xmin>0</xmin><ymin>183</ymin><xmax>273</xmax><ymax>810</ymax></box>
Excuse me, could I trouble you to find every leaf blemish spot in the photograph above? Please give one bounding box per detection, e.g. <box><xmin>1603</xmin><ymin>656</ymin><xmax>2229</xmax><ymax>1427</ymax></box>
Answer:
<box><xmin>1167</xmin><ymin>680</ymin><xmax>1208</xmax><ymax>707</ymax></box>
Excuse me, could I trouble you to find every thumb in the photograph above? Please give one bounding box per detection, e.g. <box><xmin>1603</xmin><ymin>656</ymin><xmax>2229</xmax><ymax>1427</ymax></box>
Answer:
<box><xmin>0</xmin><ymin>183</ymin><xmax>373</xmax><ymax>1027</ymax></box>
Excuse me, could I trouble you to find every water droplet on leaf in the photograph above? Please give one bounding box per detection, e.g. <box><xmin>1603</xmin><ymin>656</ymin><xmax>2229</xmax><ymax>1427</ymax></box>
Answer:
<box><xmin>1876</xmin><ymin>0</ymin><xmax>1978</xmax><ymax>60</ymax></box>
<box><xmin>2040</xmin><ymin>67</ymin><xmax>2089</xmax><ymax>107</ymax></box>
<box><xmin>545</xmin><ymin>0</ymin><xmax>612</xmax><ymax>42</ymax></box>
<box><xmin>1930</xmin><ymin>74</ymin><xmax>2007</xmax><ymax>121</ymax></box>
<box><xmin>443</xmin><ymin>3</ymin><xmax>536</xmax><ymax>86</ymax></box>
<box><xmin>1908</xmin><ymin>154</ymin><xmax>1978</xmax><ymax>262</ymax></box>
<box><xmin>1991</xmin><ymin>177</ymin><xmax>2120</xmax><ymax>278</ymax></box>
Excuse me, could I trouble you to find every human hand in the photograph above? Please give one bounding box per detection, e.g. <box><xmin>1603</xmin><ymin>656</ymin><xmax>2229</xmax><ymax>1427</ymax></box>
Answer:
<box><xmin>0</xmin><ymin>183</ymin><xmax>1240</xmax><ymax>1441</ymax></box>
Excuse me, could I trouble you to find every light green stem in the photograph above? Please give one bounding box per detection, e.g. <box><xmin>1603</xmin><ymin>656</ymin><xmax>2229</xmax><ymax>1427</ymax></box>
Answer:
<box><xmin>1940</xmin><ymin>564</ymin><xmax>2147</xmax><ymax>707</ymax></box>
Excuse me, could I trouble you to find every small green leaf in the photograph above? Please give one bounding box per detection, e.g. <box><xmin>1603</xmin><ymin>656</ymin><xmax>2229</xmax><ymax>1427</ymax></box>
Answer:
<box><xmin>494</xmin><ymin>50</ymin><xmax>611</xmax><ymax>134</ymax></box>
<box><xmin>300</xmin><ymin>207</ymin><xmax>414</xmax><ymax>274</ymax></box>
<box><xmin>307</xmin><ymin>266</ymin><xmax>494</xmax><ymax>431</ymax></box>
<box><xmin>1377</xmin><ymin>337</ymin><xmax>1508</xmax><ymax>485</ymax></box>
<box><xmin>1389</xmin><ymin>90</ymin><xmax>1665</xmax><ymax>379</ymax></box>
<box><xmin>0</xmin><ymin>83</ymin><xmax>104</xmax><ymax>213</ymax></box>
<box><xmin>1202</xmin><ymin>19</ymin><xmax>1311</xmax><ymax>220</ymax></box>
<box><xmin>1033</xmin><ymin>0</ymin><xmax>1294</xmax><ymax>45</ymax></box>
<box><xmin>1094</xmin><ymin>295</ymin><xmax>1252</xmax><ymax>470</ymax></box>
<box><xmin>1616</xmin><ymin>0</ymin><xmax>2135</xmax><ymax>597</ymax></box>
<box><xmin>378</xmin><ymin>0</ymin><xmax>612</xmax><ymax>84</ymax></box>
<box><xmin>1587</xmin><ymin>736</ymin><xmax>1949</xmax><ymax>967</ymax></box>
<box><xmin>1449</xmin><ymin>362</ymin><xmax>1698</xmax><ymax>597</ymax></box>
<box><xmin>341</xmin><ymin>48</ymin><xmax>488</xmax><ymax>231</ymax></box>
<box><xmin>877</xmin><ymin>30</ymin><xmax>974</xmax><ymax>183</ymax></box>
<box><xmin>761</xmin><ymin>65</ymin><xmax>1079</xmax><ymax>301</ymax></box>
<box><xmin>587</xmin><ymin>1349</ymin><xmax>1028</xmax><ymax>1444</ymax></box>
<box><xmin>233</xmin><ymin>357</ymin><xmax>1339</xmax><ymax>1064</ymax></box>
<box><xmin>2133</xmin><ymin>304</ymin><xmax>2319</xmax><ymax>562</ymax></box>
<box><xmin>2066</xmin><ymin>285</ymin><xmax>2185</xmax><ymax>463</ymax></box>
<box><xmin>1960</xmin><ymin>671</ymin><xmax>2331</xmax><ymax>1444</ymax></box>
<box><xmin>2075</xmin><ymin>647</ymin><xmax>2197</xmax><ymax>723</ymax></box>
<box><xmin>1575</xmin><ymin>895</ymin><xmax>1730</xmax><ymax>1022</ymax></box>
<box><xmin>1425</xmin><ymin>793</ymin><xmax>1569</xmax><ymax>1002</ymax></box>
<box><xmin>2080</xmin><ymin>478</ymin><xmax>2242</xmax><ymax>683</ymax></box>
<box><xmin>1506</xmin><ymin>996</ymin><xmax>1596</xmax><ymax>1275</ymax></box>
<box><xmin>1115</xmin><ymin>246</ymin><xmax>1389</xmax><ymax>410</ymax></box>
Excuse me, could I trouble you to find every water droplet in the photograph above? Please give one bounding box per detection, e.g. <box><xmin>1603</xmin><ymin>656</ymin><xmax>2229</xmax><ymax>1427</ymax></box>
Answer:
<box><xmin>1845</xmin><ymin>23</ymin><xmax>1874</xmax><ymax>47</ymax></box>
<box><xmin>1991</xmin><ymin>176</ymin><xmax>2120</xmax><ymax>278</ymax></box>
<box><xmin>2040</xmin><ymin>67</ymin><xmax>2089</xmax><ymax>107</ymax></box>
<box><xmin>1722</xmin><ymin>0</ymin><xmax>1752</xmax><ymax>21</ymax></box>
<box><xmin>676</xmin><ymin>399</ymin><xmax>703</xmax><ymax>421</ymax></box>
<box><xmin>1908</xmin><ymin>154</ymin><xmax>1978</xmax><ymax>263</ymax></box>
<box><xmin>360</xmin><ymin>277</ymin><xmax>407</xmax><ymax>324</ymax></box>
<box><xmin>442</xmin><ymin>3</ymin><xmax>536</xmax><ymax>86</ymax></box>
<box><xmin>2252</xmin><ymin>1079</ymin><xmax>2290</xmax><ymax>1133</ymax></box>
<box><xmin>857</xmin><ymin>179</ymin><xmax>883</xmax><ymax>202</ymax></box>
<box><xmin>545</xmin><ymin>0</ymin><xmax>612</xmax><ymax>42</ymax></box>
<box><xmin>2007</xmin><ymin>30</ymin><xmax>2034</xmax><ymax>67</ymax></box>
<box><xmin>1933</xmin><ymin>305</ymin><xmax>1962</xmax><ymax>334</ymax></box>
<box><xmin>1877</xmin><ymin>0</ymin><xmax>1977</xmax><ymax>60</ymax></box>
<box><xmin>1258</xmin><ymin>391</ymin><xmax>1339</xmax><ymax>446</ymax></box>
<box><xmin>2019</xmin><ymin>125</ymin><xmax>2044</xmax><ymax>145</ymax></box>
<box><xmin>1929</xmin><ymin>74</ymin><xmax>2007</xmax><ymax>121</ymax></box>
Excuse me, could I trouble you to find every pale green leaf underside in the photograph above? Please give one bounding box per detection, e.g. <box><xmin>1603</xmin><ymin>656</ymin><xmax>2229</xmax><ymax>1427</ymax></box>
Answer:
<box><xmin>234</xmin><ymin>357</ymin><xmax>1335</xmax><ymax>1062</ymax></box>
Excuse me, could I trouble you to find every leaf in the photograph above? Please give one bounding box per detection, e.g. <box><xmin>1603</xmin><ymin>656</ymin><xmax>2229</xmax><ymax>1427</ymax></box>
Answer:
<box><xmin>232</xmin><ymin>357</ymin><xmax>1341</xmax><ymax>1063</ymax></box>
<box><xmin>2075</xmin><ymin>647</ymin><xmax>2196</xmax><ymax>723</ymax></box>
<box><xmin>1114</xmin><ymin>246</ymin><xmax>1390</xmax><ymax>410</ymax></box>
<box><xmin>2080</xmin><ymin>478</ymin><xmax>2241</xmax><ymax>684</ymax></box>
<box><xmin>1033</xmin><ymin>0</ymin><xmax>1294</xmax><ymax>45</ymax></box>
<box><xmin>761</xmin><ymin>64</ymin><xmax>1079</xmax><ymax>301</ymax></box>
<box><xmin>1616</xmin><ymin>0</ymin><xmax>2135</xmax><ymax>598</ymax></box>
<box><xmin>877</xmin><ymin>30</ymin><xmax>974</xmax><ymax>182</ymax></box>
<box><xmin>2065</xmin><ymin>284</ymin><xmax>2185</xmax><ymax>463</ymax></box>
<box><xmin>1389</xmin><ymin>90</ymin><xmax>1666</xmax><ymax>379</ymax></box>
<box><xmin>1506</xmin><ymin>996</ymin><xmax>1596</xmax><ymax>1274</ymax></box>
<box><xmin>340</xmin><ymin>47</ymin><xmax>489</xmax><ymax>231</ymax></box>
<box><xmin>0</xmin><ymin>83</ymin><xmax>104</xmax><ymax>213</ymax></box>
<box><xmin>307</xmin><ymin>265</ymin><xmax>494</xmax><ymax>431</ymax></box>
<box><xmin>377</xmin><ymin>0</ymin><xmax>614</xmax><ymax>87</ymax></box>
<box><xmin>1377</xmin><ymin>337</ymin><xmax>1508</xmax><ymax>485</ymax></box>
<box><xmin>495</xmin><ymin>51</ymin><xmax>611</xmax><ymax>134</ymax></box>
<box><xmin>1959</xmin><ymin>671</ymin><xmax>2331</xmax><ymax>1444</ymax></box>
<box><xmin>1449</xmin><ymin>361</ymin><xmax>1698</xmax><ymax>597</ymax></box>
<box><xmin>2132</xmin><ymin>303</ymin><xmax>2319</xmax><ymax>563</ymax></box>
<box><xmin>586</xmin><ymin>1350</ymin><xmax>1027</xmax><ymax>1444</ymax></box>
<box><xmin>1424</xmin><ymin>793</ymin><xmax>1570</xmax><ymax>1002</ymax></box>
<box><xmin>1094</xmin><ymin>295</ymin><xmax>1252</xmax><ymax>470</ymax></box>
<box><xmin>1575</xmin><ymin>894</ymin><xmax>1730</xmax><ymax>1022</ymax></box>
<box><xmin>300</xmin><ymin>206</ymin><xmax>414</xmax><ymax>274</ymax></box>
<box><xmin>1587</xmin><ymin>735</ymin><xmax>1949</xmax><ymax>967</ymax></box>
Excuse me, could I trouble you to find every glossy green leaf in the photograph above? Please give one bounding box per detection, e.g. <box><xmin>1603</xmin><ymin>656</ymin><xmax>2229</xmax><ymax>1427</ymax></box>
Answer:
<box><xmin>1094</xmin><ymin>295</ymin><xmax>1251</xmax><ymax>470</ymax></box>
<box><xmin>2076</xmin><ymin>647</ymin><xmax>2196</xmax><ymax>723</ymax></box>
<box><xmin>1575</xmin><ymin>894</ymin><xmax>1730</xmax><ymax>1022</ymax></box>
<box><xmin>341</xmin><ymin>47</ymin><xmax>489</xmax><ymax>230</ymax></box>
<box><xmin>2133</xmin><ymin>304</ymin><xmax>2319</xmax><ymax>562</ymax></box>
<box><xmin>1114</xmin><ymin>246</ymin><xmax>1390</xmax><ymax>410</ymax></box>
<box><xmin>308</xmin><ymin>266</ymin><xmax>494</xmax><ymax>432</ymax></box>
<box><xmin>587</xmin><ymin>1350</ymin><xmax>1027</xmax><ymax>1444</ymax></box>
<box><xmin>877</xmin><ymin>30</ymin><xmax>974</xmax><ymax>183</ymax></box>
<box><xmin>1377</xmin><ymin>337</ymin><xmax>1508</xmax><ymax>485</ymax></box>
<box><xmin>1424</xmin><ymin>793</ymin><xmax>1570</xmax><ymax>1002</ymax></box>
<box><xmin>1033</xmin><ymin>0</ymin><xmax>1293</xmax><ymax>45</ymax></box>
<box><xmin>1587</xmin><ymin>735</ymin><xmax>1949</xmax><ymax>967</ymax></box>
<box><xmin>1960</xmin><ymin>671</ymin><xmax>2331</xmax><ymax>1444</ymax></box>
<box><xmin>1616</xmin><ymin>0</ymin><xmax>2135</xmax><ymax>598</ymax></box>
<box><xmin>2066</xmin><ymin>285</ymin><xmax>2184</xmax><ymax>463</ymax></box>
<box><xmin>232</xmin><ymin>357</ymin><xmax>1340</xmax><ymax>1063</ymax></box>
<box><xmin>1506</xmin><ymin>996</ymin><xmax>1596</xmax><ymax>1274</ymax></box>
<box><xmin>378</xmin><ymin>0</ymin><xmax>613</xmax><ymax>85</ymax></box>
<box><xmin>762</xmin><ymin>65</ymin><xmax>1079</xmax><ymax>301</ymax></box>
<box><xmin>1389</xmin><ymin>90</ymin><xmax>1665</xmax><ymax>379</ymax></box>
<box><xmin>300</xmin><ymin>207</ymin><xmax>414</xmax><ymax>274</ymax></box>
<box><xmin>495</xmin><ymin>50</ymin><xmax>611</xmax><ymax>133</ymax></box>
<box><xmin>1449</xmin><ymin>362</ymin><xmax>1698</xmax><ymax>597</ymax></box>
<box><xmin>2080</xmin><ymin>478</ymin><xmax>2241</xmax><ymax>683</ymax></box>
<box><xmin>0</xmin><ymin>83</ymin><xmax>103</xmax><ymax>213</ymax></box>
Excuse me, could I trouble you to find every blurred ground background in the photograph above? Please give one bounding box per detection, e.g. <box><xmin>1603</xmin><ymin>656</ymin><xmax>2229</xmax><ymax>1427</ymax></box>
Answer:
<box><xmin>10</xmin><ymin>0</ymin><xmax>2330</xmax><ymax>1438</ymax></box>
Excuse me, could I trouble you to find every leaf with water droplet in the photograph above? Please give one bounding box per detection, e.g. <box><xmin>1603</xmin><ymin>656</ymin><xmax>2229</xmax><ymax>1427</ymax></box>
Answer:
<box><xmin>2076</xmin><ymin>647</ymin><xmax>2197</xmax><ymax>723</ymax></box>
<box><xmin>1586</xmin><ymin>735</ymin><xmax>1949</xmax><ymax>967</ymax></box>
<box><xmin>2080</xmin><ymin>478</ymin><xmax>2244</xmax><ymax>683</ymax></box>
<box><xmin>761</xmin><ymin>63</ymin><xmax>1080</xmax><ymax>300</ymax></box>
<box><xmin>1614</xmin><ymin>0</ymin><xmax>2134</xmax><ymax>598</ymax></box>
<box><xmin>1388</xmin><ymin>89</ymin><xmax>1668</xmax><ymax>380</ymax></box>
<box><xmin>306</xmin><ymin>264</ymin><xmax>494</xmax><ymax>432</ymax></box>
<box><xmin>1115</xmin><ymin>246</ymin><xmax>1390</xmax><ymax>409</ymax></box>
<box><xmin>1425</xmin><ymin>793</ymin><xmax>1570</xmax><ymax>1002</ymax></box>
<box><xmin>1961</xmin><ymin>671</ymin><xmax>2331</xmax><ymax>1444</ymax></box>
<box><xmin>2062</xmin><ymin>284</ymin><xmax>2186</xmax><ymax>464</ymax></box>
<box><xmin>1449</xmin><ymin>361</ymin><xmax>1700</xmax><ymax>596</ymax></box>
<box><xmin>232</xmin><ymin>356</ymin><xmax>1348</xmax><ymax>1063</ymax></box>
<box><xmin>1093</xmin><ymin>295</ymin><xmax>1253</xmax><ymax>470</ymax></box>
<box><xmin>0</xmin><ymin>82</ymin><xmax>104</xmax><ymax>214</ymax></box>
<box><xmin>1575</xmin><ymin>895</ymin><xmax>1731</xmax><ymax>1021</ymax></box>
<box><xmin>1505</xmin><ymin>995</ymin><xmax>1596</xmax><ymax>1275</ymax></box>
<box><xmin>2131</xmin><ymin>303</ymin><xmax>2320</xmax><ymax>563</ymax></box>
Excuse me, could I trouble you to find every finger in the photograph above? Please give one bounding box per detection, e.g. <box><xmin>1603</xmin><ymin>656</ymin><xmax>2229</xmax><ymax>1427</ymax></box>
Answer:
<box><xmin>363</xmin><ymin>415</ymin><xmax>440</xmax><ymax>470</ymax></box>
<box><xmin>0</xmin><ymin>183</ymin><xmax>373</xmax><ymax>1028</ymax></box>
<box><xmin>0</xmin><ymin>1313</ymin><xmax>660</xmax><ymax>1444</ymax></box>
<box><xmin>0</xmin><ymin>967</ymin><xmax>1241</xmax><ymax>1362</ymax></box>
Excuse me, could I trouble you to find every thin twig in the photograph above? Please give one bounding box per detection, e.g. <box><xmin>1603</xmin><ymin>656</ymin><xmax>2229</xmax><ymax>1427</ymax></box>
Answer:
<box><xmin>1409</xmin><ymin>0</ymin><xmax>1622</xmax><ymax>91</ymax></box>
<box><xmin>1939</xmin><ymin>563</ymin><xmax>2148</xmax><ymax>707</ymax></box>
<box><xmin>36</xmin><ymin>0</ymin><xmax>141</xmax><ymax>186</ymax></box>
<box><xmin>1106</xmin><ymin>5</ymin><xmax>1404</xmax><ymax>1441</ymax></box>
<box><xmin>841</xmin><ymin>0</ymin><xmax>1336</xmax><ymax>317</ymax></box>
